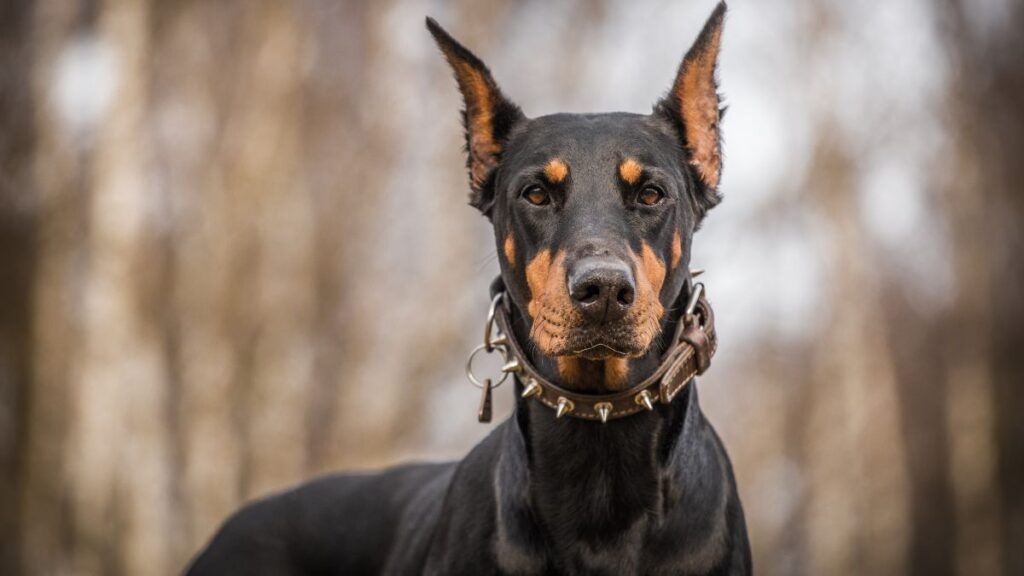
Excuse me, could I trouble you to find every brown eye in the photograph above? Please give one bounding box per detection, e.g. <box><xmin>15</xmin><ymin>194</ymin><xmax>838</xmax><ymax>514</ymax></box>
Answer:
<box><xmin>637</xmin><ymin>186</ymin><xmax>665</xmax><ymax>206</ymax></box>
<box><xmin>523</xmin><ymin>186</ymin><xmax>551</xmax><ymax>206</ymax></box>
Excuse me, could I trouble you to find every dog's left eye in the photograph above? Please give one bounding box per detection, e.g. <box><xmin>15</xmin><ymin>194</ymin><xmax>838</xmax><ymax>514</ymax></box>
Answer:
<box><xmin>522</xmin><ymin>185</ymin><xmax>552</xmax><ymax>206</ymax></box>
<box><xmin>637</xmin><ymin>186</ymin><xmax>665</xmax><ymax>206</ymax></box>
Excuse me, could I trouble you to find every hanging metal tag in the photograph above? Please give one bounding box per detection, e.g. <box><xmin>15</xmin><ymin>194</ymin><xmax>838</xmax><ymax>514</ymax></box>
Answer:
<box><xmin>478</xmin><ymin>378</ymin><xmax>493</xmax><ymax>423</ymax></box>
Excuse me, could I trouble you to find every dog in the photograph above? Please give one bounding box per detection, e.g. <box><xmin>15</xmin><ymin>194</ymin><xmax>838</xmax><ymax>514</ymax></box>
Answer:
<box><xmin>186</xmin><ymin>2</ymin><xmax>751</xmax><ymax>574</ymax></box>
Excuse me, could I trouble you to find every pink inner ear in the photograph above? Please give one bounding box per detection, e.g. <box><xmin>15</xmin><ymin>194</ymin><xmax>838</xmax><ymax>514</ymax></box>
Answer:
<box><xmin>675</xmin><ymin>14</ymin><xmax>724</xmax><ymax>190</ymax></box>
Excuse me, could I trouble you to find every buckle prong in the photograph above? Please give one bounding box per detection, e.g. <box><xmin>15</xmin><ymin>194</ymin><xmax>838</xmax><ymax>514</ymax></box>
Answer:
<box><xmin>684</xmin><ymin>282</ymin><xmax>705</xmax><ymax>327</ymax></box>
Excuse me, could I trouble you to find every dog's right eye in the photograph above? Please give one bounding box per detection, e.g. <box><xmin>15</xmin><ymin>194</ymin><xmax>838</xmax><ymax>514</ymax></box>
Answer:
<box><xmin>522</xmin><ymin>186</ymin><xmax>551</xmax><ymax>206</ymax></box>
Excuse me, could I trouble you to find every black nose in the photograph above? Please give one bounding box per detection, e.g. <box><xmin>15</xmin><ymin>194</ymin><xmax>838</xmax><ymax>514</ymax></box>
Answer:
<box><xmin>568</xmin><ymin>257</ymin><xmax>636</xmax><ymax>323</ymax></box>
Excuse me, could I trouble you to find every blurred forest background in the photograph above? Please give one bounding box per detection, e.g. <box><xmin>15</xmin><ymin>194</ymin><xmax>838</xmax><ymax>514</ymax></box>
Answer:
<box><xmin>1</xmin><ymin>0</ymin><xmax>1022</xmax><ymax>574</ymax></box>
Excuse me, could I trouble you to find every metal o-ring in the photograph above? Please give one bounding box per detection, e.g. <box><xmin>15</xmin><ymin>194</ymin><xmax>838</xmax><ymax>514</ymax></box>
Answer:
<box><xmin>465</xmin><ymin>344</ymin><xmax>511</xmax><ymax>389</ymax></box>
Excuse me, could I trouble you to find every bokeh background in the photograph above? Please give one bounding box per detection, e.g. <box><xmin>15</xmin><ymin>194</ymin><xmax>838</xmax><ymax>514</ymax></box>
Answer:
<box><xmin>1</xmin><ymin>0</ymin><xmax>1022</xmax><ymax>574</ymax></box>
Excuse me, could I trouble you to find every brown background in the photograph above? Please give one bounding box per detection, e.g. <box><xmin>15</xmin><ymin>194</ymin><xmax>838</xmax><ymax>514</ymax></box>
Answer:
<box><xmin>1</xmin><ymin>0</ymin><xmax>1023</xmax><ymax>574</ymax></box>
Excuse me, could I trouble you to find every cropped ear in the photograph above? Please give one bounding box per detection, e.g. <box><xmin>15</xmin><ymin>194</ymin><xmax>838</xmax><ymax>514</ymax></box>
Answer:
<box><xmin>656</xmin><ymin>2</ymin><xmax>727</xmax><ymax>214</ymax></box>
<box><xmin>427</xmin><ymin>18</ymin><xmax>525</xmax><ymax>214</ymax></box>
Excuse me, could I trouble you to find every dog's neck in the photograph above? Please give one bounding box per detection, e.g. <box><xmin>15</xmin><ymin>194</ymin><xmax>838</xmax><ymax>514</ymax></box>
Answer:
<box><xmin>516</xmin><ymin>387</ymin><xmax>690</xmax><ymax>521</ymax></box>
<box><xmin>503</xmin><ymin>293</ymin><xmax>697</xmax><ymax>563</ymax></box>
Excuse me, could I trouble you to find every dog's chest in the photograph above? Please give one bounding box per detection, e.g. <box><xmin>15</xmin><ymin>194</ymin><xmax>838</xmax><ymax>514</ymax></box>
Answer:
<box><xmin>493</xmin><ymin>511</ymin><xmax>729</xmax><ymax>576</ymax></box>
<box><xmin>492</xmin><ymin>460</ymin><xmax>661</xmax><ymax>575</ymax></box>
<box><xmin>491</xmin><ymin>469</ymin><xmax>730</xmax><ymax>576</ymax></box>
<box><xmin>493</xmin><ymin>510</ymin><xmax>650</xmax><ymax>575</ymax></box>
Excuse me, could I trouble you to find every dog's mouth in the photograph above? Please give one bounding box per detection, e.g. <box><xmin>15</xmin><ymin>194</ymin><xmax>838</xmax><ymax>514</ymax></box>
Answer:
<box><xmin>529</xmin><ymin>308</ymin><xmax>662</xmax><ymax>359</ymax></box>
<box><xmin>576</xmin><ymin>342</ymin><xmax>633</xmax><ymax>360</ymax></box>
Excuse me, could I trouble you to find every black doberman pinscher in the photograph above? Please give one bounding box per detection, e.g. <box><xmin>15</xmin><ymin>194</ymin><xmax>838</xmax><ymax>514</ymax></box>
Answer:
<box><xmin>187</xmin><ymin>2</ymin><xmax>750</xmax><ymax>574</ymax></box>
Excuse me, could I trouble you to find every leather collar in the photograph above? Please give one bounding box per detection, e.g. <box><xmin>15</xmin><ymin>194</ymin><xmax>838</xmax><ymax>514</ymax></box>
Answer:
<box><xmin>479</xmin><ymin>278</ymin><xmax>717</xmax><ymax>423</ymax></box>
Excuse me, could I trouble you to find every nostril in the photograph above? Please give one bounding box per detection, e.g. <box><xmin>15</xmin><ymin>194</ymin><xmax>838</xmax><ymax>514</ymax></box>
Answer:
<box><xmin>616</xmin><ymin>285</ymin><xmax>635</xmax><ymax>306</ymax></box>
<box><xmin>578</xmin><ymin>283</ymin><xmax>601</xmax><ymax>304</ymax></box>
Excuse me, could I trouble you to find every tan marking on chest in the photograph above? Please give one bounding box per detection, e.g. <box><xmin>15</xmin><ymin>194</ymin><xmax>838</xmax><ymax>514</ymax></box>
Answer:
<box><xmin>556</xmin><ymin>356</ymin><xmax>629</xmax><ymax>392</ymax></box>
<box><xmin>604</xmin><ymin>357</ymin><xmax>630</xmax><ymax>391</ymax></box>
<box><xmin>556</xmin><ymin>357</ymin><xmax>584</xmax><ymax>386</ymax></box>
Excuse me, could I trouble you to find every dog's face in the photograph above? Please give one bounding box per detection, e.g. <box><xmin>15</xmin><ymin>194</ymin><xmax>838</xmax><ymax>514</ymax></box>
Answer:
<box><xmin>429</xmin><ymin>3</ymin><xmax>726</xmax><ymax>389</ymax></box>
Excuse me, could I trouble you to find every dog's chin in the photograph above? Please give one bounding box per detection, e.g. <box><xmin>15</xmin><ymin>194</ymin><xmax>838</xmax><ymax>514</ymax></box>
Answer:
<box><xmin>535</xmin><ymin>326</ymin><xmax>657</xmax><ymax>360</ymax></box>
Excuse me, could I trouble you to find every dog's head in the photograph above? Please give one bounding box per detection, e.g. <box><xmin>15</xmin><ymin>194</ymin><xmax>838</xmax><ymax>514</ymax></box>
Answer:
<box><xmin>429</xmin><ymin>3</ymin><xmax>727</xmax><ymax>390</ymax></box>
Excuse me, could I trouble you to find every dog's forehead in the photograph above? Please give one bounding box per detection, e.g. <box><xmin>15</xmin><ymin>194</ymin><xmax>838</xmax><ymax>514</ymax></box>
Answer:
<box><xmin>508</xmin><ymin>112</ymin><xmax>680</xmax><ymax>168</ymax></box>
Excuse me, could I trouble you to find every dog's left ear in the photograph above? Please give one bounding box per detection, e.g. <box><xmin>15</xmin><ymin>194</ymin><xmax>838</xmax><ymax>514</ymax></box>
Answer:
<box><xmin>427</xmin><ymin>18</ymin><xmax>525</xmax><ymax>214</ymax></box>
<box><xmin>656</xmin><ymin>2</ymin><xmax>727</xmax><ymax>214</ymax></box>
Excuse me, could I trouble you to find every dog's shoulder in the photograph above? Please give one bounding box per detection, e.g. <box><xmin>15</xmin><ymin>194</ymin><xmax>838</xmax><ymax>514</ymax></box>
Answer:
<box><xmin>185</xmin><ymin>462</ymin><xmax>456</xmax><ymax>575</ymax></box>
<box><xmin>642</xmin><ymin>384</ymin><xmax>752</xmax><ymax>575</ymax></box>
<box><xmin>407</xmin><ymin>419</ymin><xmax>519</xmax><ymax>574</ymax></box>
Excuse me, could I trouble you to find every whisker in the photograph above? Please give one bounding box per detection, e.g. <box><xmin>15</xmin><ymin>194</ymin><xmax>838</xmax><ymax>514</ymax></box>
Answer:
<box><xmin>476</xmin><ymin>250</ymin><xmax>499</xmax><ymax>272</ymax></box>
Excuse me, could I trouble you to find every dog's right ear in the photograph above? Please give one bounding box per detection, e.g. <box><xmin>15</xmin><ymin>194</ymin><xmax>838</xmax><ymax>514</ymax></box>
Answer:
<box><xmin>427</xmin><ymin>17</ymin><xmax>525</xmax><ymax>214</ymax></box>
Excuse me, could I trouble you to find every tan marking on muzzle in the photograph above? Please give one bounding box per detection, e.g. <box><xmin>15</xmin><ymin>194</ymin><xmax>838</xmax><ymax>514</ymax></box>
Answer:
<box><xmin>526</xmin><ymin>249</ymin><xmax>576</xmax><ymax>355</ymax></box>
<box><xmin>640</xmin><ymin>242</ymin><xmax>667</xmax><ymax>298</ymax></box>
<box><xmin>618</xmin><ymin>243</ymin><xmax>666</xmax><ymax>353</ymax></box>
<box><xmin>618</xmin><ymin>158</ymin><xmax>644</xmax><ymax>185</ymax></box>
<box><xmin>504</xmin><ymin>233</ymin><xmax>516</xmax><ymax>270</ymax></box>
<box><xmin>543</xmin><ymin>158</ymin><xmax>569</xmax><ymax>184</ymax></box>
<box><xmin>525</xmin><ymin>249</ymin><xmax>552</xmax><ymax>319</ymax></box>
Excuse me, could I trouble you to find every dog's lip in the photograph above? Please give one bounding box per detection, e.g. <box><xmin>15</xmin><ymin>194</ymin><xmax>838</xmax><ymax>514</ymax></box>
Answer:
<box><xmin>575</xmin><ymin>343</ymin><xmax>629</xmax><ymax>359</ymax></box>
<box><xmin>561</xmin><ymin>329</ymin><xmax>650</xmax><ymax>358</ymax></box>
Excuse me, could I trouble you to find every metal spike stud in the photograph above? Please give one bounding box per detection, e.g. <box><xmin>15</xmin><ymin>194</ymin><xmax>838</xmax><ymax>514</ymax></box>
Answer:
<box><xmin>690</xmin><ymin>268</ymin><xmax>705</xmax><ymax>278</ymax></box>
<box><xmin>489</xmin><ymin>333</ymin><xmax>508</xmax><ymax>348</ymax></box>
<box><xmin>555</xmin><ymin>397</ymin><xmax>574</xmax><ymax>418</ymax></box>
<box><xmin>595</xmin><ymin>402</ymin><xmax>612</xmax><ymax>424</ymax></box>
<box><xmin>635</xmin><ymin>390</ymin><xmax>656</xmax><ymax>411</ymax></box>
<box><xmin>501</xmin><ymin>359</ymin><xmax>522</xmax><ymax>374</ymax></box>
<box><xmin>521</xmin><ymin>379</ymin><xmax>542</xmax><ymax>398</ymax></box>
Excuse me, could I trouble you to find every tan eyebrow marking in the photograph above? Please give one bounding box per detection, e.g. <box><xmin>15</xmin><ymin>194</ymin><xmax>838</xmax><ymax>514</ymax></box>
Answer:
<box><xmin>619</xmin><ymin>158</ymin><xmax>643</xmax><ymax>185</ymax></box>
<box><xmin>543</xmin><ymin>158</ymin><xmax>569</xmax><ymax>184</ymax></box>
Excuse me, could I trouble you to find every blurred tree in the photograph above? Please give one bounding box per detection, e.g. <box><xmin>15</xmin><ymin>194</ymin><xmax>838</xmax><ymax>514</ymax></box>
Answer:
<box><xmin>941</xmin><ymin>1</ymin><xmax>1024</xmax><ymax>574</ymax></box>
<box><xmin>1</xmin><ymin>1</ymin><xmax>1022</xmax><ymax>575</ymax></box>
<box><xmin>0</xmin><ymin>1</ymin><xmax>36</xmax><ymax>573</ymax></box>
